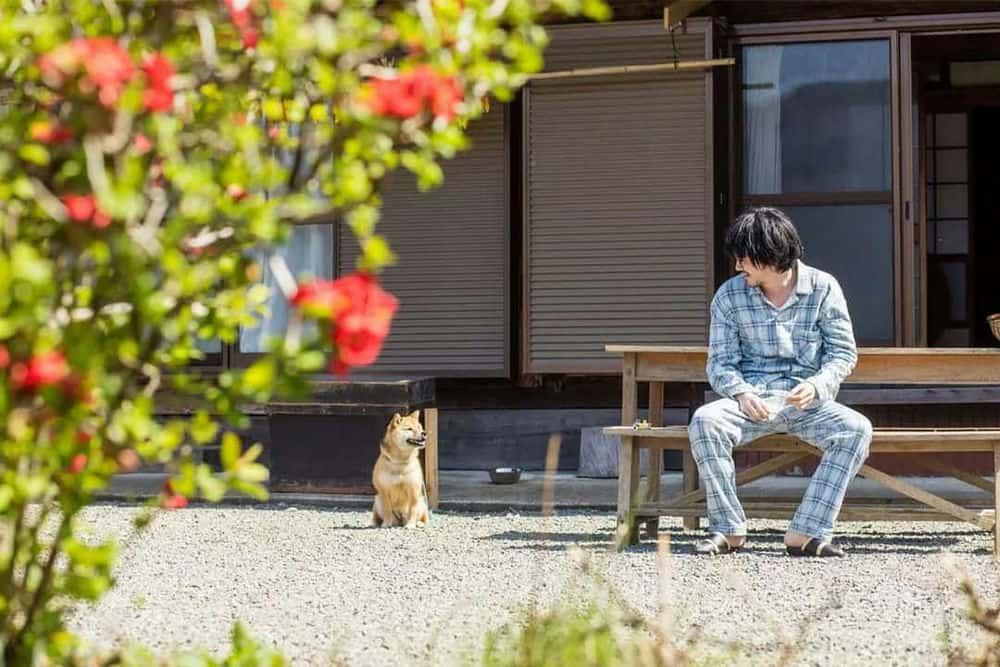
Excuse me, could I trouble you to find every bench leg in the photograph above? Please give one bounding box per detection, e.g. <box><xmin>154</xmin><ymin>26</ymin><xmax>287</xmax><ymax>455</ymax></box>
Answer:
<box><xmin>994</xmin><ymin>444</ymin><xmax>1000</xmax><ymax>559</ymax></box>
<box><xmin>682</xmin><ymin>450</ymin><xmax>700</xmax><ymax>531</ymax></box>
<box><xmin>643</xmin><ymin>382</ymin><xmax>664</xmax><ymax>540</ymax></box>
<box><xmin>617</xmin><ymin>435</ymin><xmax>640</xmax><ymax>547</ymax></box>
<box><xmin>424</xmin><ymin>408</ymin><xmax>439</xmax><ymax>510</ymax></box>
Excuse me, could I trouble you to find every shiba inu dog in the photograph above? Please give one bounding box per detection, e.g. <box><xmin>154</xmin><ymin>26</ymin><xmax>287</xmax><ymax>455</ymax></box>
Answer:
<box><xmin>371</xmin><ymin>410</ymin><xmax>429</xmax><ymax>528</ymax></box>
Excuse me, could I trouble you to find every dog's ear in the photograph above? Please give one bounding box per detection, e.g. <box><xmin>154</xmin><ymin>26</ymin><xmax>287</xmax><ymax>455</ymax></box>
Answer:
<box><xmin>391</xmin><ymin>413</ymin><xmax>402</xmax><ymax>426</ymax></box>
<box><xmin>407</xmin><ymin>409</ymin><xmax>420</xmax><ymax>421</ymax></box>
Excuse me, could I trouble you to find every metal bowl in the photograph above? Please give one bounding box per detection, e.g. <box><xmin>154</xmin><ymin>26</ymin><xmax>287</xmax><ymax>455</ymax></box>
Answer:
<box><xmin>989</xmin><ymin>314</ymin><xmax>1000</xmax><ymax>343</ymax></box>
<box><xmin>488</xmin><ymin>467</ymin><xmax>523</xmax><ymax>485</ymax></box>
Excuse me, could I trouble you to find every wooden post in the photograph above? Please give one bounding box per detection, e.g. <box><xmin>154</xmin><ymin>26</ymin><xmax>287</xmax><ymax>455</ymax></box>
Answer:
<box><xmin>617</xmin><ymin>353</ymin><xmax>640</xmax><ymax>546</ymax></box>
<box><xmin>424</xmin><ymin>408</ymin><xmax>439</xmax><ymax>509</ymax></box>
<box><xmin>682</xmin><ymin>382</ymin><xmax>701</xmax><ymax>530</ymax></box>
<box><xmin>994</xmin><ymin>444</ymin><xmax>1000</xmax><ymax>558</ymax></box>
<box><xmin>644</xmin><ymin>381</ymin><xmax>665</xmax><ymax>539</ymax></box>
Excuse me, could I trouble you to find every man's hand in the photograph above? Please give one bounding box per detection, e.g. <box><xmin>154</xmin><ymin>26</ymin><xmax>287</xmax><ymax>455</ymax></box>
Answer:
<box><xmin>735</xmin><ymin>392</ymin><xmax>771</xmax><ymax>422</ymax></box>
<box><xmin>786</xmin><ymin>382</ymin><xmax>817</xmax><ymax>410</ymax></box>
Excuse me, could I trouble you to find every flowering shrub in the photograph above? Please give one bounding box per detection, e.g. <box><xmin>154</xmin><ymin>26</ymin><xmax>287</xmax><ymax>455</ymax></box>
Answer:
<box><xmin>0</xmin><ymin>0</ymin><xmax>607</xmax><ymax>662</ymax></box>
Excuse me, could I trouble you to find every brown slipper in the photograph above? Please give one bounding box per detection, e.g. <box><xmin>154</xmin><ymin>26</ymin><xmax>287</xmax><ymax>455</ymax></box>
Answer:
<box><xmin>786</xmin><ymin>537</ymin><xmax>845</xmax><ymax>558</ymax></box>
<box><xmin>695</xmin><ymin>532</ymin><xmax>742</xmax><ymax>555</ymax></box>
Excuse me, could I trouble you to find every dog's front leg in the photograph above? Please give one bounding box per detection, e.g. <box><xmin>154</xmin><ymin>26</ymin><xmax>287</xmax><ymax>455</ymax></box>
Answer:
<box><xmin>402</xmin><ymin>504</ymin><xmax>426</xmax><ymax>528</ymax></box>
<box><xmin>371</xmin><ymin>496</ymin><xmax>385</xmax><ymax>527</ymax></box>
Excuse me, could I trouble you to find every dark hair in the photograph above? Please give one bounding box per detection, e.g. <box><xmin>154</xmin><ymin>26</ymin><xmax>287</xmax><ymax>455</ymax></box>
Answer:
<box><xmin>724</xmin><ymin>206</ymin><xmax>802</xmax><ymax>273</ymax></box>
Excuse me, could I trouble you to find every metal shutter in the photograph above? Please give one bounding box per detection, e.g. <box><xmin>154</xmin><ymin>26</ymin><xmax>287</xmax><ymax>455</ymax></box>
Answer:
<box><xmin>338</xmin><ymin>105</ymin><xmax>509</xmax><ymax>376</ymax></box>
<box><xmin>524</xmin><ymin>21</ymin><xmax>714</xmax><ymax>373</ymax></box>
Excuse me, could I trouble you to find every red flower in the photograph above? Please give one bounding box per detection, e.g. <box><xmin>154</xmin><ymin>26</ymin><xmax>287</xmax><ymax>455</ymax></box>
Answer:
<box><xmin>291</xmin><ymin>279</ymin><xmax>351</xmax><ymax>320</ymax></box>
<box><xmin>142</xmin><ymin>87</ymin><xmax>173</xmax><ymax>113</ymax></box>
<box><xmin>140</xmin><ymin>53</ymin><xmax>174</xmax><ymax>112</ymax></box>
<box><xmin>163</xmin><ymin>493</ymin><xmax>188</xmax><ymax>509</ymax></box>
<box><xmin>365</xmin><ymin>78</ymin><xmax>423</xmax><ymax>119</ymax></box>
<box><xmin>116</xmin><ymin>448</ymin><xmax>141</xmax><ymax>472</ymax></box>
<box><xmin>83</xmin><ymin>38</ymin><xmax>134</xmax><ymax>89</ymax></box>
<box><xmin>162</xmin><ymin>480</ymin><xmax>188</xmax><ymax>509</ymax></box>
<box><xmin>10</xmin><ymin>350</ymin><xmax>70</xmax><ymax>391</ymax></box>
<box><xmin>91</xmin><ymin>209</ymin><xmax>112</xmax><ymax>229</ymax></box>
<box><xmin>291</xmin><ymin>272</ymin><xmax>398</xmax><ymax>373</ymax></box>
<box><xmin>134</xmin><ymin>133</ymin><xmax>154</xmax><ymax>154</ymax></box>
<box><xmin>68</xmin><ymin>454</ymin><xmax>87</xmax><ymax>474</ymax></box>
<box><xmin>334</xmin><ymin>324</ymin><xmax>385</xmax><ymax>367</ymax></box>
<box><xmin>225</xmin><ymin>0</ymin><xmax>254</xmax><ymax>28</ymax></box>
<box><xmin>241</xmin><ymin>28</ymin><xmax>259</xmax><ymax>49</ymax></box>
<box><xmin>39</xmin><ymin>38</ymin><xmax>135</xmax><ymax>108</ymax></box>
<box><xmin>162</xmin><ymin>479</ymin><xmax>187</xmax><ymax>510</ymax></box>
<box><xmin>364</xmin><ymin>66</ymin><xmax>463</xmax><ymax>121</ymax></box>
<box><xmin>62</xmin><ymin>194</ymin><xmax>95</xmax><ymax>222</ymax></box>
<box><xmin>61</xmin><ymin>194</ymin><xmax>111</xmax><ymax>229</ymax></box>
<box><xmin>226</xmin><ymin>183</ymin><xmax>247</xmax><ymax>200</ymax></box>
<box><xmin>0</xmin><ymin>346</ymin><xmax>10</xmax><ymax>369</ymax></box>
<box><xmin>330</xmin><ymin>273</ymin><xmax>397</xmax><ymax>370</ymax></box>
<box><xmin>37</xmin><ymin>40</ymin><xmax>89</xmax><ymax>86</ymax></box>
<box><xmin>29</xmin><ymin>120</ymin><xmax>74</xmax><ymax>144</ymax></box>
<box><xmin>431</xmin><ymin>76</ymin><xmax>463</xmax><ymax>121</ymax></box>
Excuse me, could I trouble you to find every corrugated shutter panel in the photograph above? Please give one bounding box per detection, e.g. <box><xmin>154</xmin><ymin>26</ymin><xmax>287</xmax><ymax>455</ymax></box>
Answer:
<box><xmin>338</xmin><ymin>106</ymin><xmax>508</xmax><ymax>376</ymax></box>
<box><xmin>525</xmin><ymin>23</ymin><xmax>712</xmax><ymax>373</ymax></box>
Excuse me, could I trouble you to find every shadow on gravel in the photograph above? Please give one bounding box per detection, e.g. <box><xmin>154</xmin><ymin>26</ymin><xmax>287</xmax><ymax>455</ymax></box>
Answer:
<box><xmin>480</xmin><ymin>526</ymin><xmax>989</xmax><ymax>556</ymax></box>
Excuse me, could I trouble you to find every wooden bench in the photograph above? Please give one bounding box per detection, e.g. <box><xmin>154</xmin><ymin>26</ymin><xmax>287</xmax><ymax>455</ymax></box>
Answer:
<box><xmin>604</xmin><ymin>345</ymin><xmax>1000</xmax><ymax>555</ymax></box>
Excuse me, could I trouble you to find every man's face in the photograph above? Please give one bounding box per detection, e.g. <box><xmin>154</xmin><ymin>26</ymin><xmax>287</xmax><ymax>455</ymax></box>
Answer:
<box><xmin>734</xmin><ymin>257</ymin><xmax>769</xmax><ymax>288</ymax></box>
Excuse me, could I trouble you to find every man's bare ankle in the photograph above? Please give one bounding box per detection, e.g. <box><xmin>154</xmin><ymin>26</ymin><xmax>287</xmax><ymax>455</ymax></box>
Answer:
<box><xmin>727</xmin><ymin>534</ymin><xmax>746</xmax><ymax>547</ymax></box>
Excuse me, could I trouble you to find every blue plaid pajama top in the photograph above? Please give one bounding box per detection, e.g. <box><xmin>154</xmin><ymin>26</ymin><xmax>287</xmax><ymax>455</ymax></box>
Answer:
<box><xmin>707</xmin><ymin>260</ymin><xmax>858</xmax><ymax>403</ymax></box>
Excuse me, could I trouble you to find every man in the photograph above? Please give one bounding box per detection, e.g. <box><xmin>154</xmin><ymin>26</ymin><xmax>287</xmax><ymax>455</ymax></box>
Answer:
<box><xmin>690</xmin><ymin>207</ymin><xmax>872</xmax><ymax>558</ymax></box>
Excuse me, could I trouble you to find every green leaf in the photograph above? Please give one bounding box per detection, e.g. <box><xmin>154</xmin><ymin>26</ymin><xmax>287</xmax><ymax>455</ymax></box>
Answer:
<box><xmin>241</xmin><ymin>358</ymin><xmax>275</xmax><ymax>394</ymax></box>
<box><xmin>237</xmin><ymin>462</ymin><xmax>269</xmax><ymax>484</ymax></box>
<box><xmin>17</xmin><ymin>144</ymin><xmax>49</xmax><ymax>166</ymax></box>
<box><xmin>231</xmin><ymin>479</ymin><xmax>269</xmax><ymax>501</ymax></box>
<box><xmin>220</xmin><ymin>432</ymin><xmax>241</xmax><ymax>470</ymax></box>
<box><xmin>360</xmin><ymin>235</ymin><xmax>396</xmax><ymax>272</ymax></box>
<box><xmin>11</xmin><ymin>243</ymin><xmax>52</xmax><ymax>285</ymax></box>
<box><xmin>189</xmin><ymin>410</ymin><xmax>219</xmax><ymax>445</ymax></box>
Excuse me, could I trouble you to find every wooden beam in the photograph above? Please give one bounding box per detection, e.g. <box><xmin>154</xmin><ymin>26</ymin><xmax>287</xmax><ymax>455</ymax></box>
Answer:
<box><xmin>424</xmin><ymin>408</ymin><xmax>439</xmax><ymax>509</ymax></box>
<box><xmin>606</xmin><ymin>427</ymin><xmax>1000</xmax><ymax>453</ymax></box>
<box><xmin>667</xmin><ymin>451</ymin><xmax>812</xmax><ymax>507</ymax></box>
<box><xmin>606</xmin><ymin>345</ymin><xmax>1000</xmax><ymax>385</ymax></box>
<box><xmin>856</xmin><ymin>462</ymin><xmax>993</xmax><ymax>529</ymax></box>
<box><xmin>994</xmin><ymin>444</ymin><xmax>1000</xmax><ymax>557</ymax></box>
<box><xmin>644</xmin><ymin>382</ymin><xmax>665</xmax><ymax>538</ymax></box>
<box><xmin>664</xmin><ymin>0</ymin><xmax>712</xmax><ymax>32</ymax></box>
<box><xmin>638</xmin><ymin>502</ymin><xmax>995</xmax><ymax>528</ymax></box>
<box><xmin>529</xmin><ymin>58</ymin><xmax>734</xmax><ymax>82</ymax></box>
<box><xmin>617</xmin><ymin>353</ymin><xmax>640</xmax><ymax>546</ymax></box>
<box><xmin>913</xmin><ymin>455</ymin><xmax>994</xmax><ymax>494</ymax></box>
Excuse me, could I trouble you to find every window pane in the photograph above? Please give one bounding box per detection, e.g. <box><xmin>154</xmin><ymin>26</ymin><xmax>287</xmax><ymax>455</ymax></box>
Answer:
<box><xmin>239</xmin><ymin>223</ymin><xmax>335</xmax><ymax>353</ymax></box>
<box><xmin>743</xmin><ymin>40</ymin><xmax>891</xmax><ymax>194</ymax></box>
<box><xmin>936</xmin><ymin>184</ymin><xmax>968</xmax><ymax>219</ymax></box>
<box><xmin>938</xmin><ymin>261</ymin><xmax>967</xmax><ymax>322</ymax></box>
<box><xmin>934</xmin><ymin>148</ymin><xmax>967</xmax><ymax>182</ymax></box>
<box><xmin>782</xmin><ymin>204</ymin><xmax>894</xmax><ymax>344</ymax></box>
<box><xmin>935</xmin><ymin>113</ymin><xmax>967</xmax><ymax>146</ymax></box>
<box><xmin>196</xmin><ymin>338</ymin><xmax>221</xmax><ymax>353</ymax></box>
<box><xmin>934</xmin><ymin>219</ymin><xmax>969</xmax><ymax>255</ymax></box>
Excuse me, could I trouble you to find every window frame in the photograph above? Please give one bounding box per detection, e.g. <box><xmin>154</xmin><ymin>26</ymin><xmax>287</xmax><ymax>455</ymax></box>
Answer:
<box><xmin>733</xmin><ymin>30</ymin><xmax>901</xmax><ymax>346</ymax></box>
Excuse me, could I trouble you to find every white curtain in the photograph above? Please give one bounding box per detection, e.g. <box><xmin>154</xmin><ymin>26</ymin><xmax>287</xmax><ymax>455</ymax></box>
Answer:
<box><xmin>744</xmin><ymin>46</ymin><xmax>784</xmax><ymax>194</ymax></box>
<box><xmin>240</xmin><ymin>223</ymin><xmax>335</xmax><ymax>353</ymax></box>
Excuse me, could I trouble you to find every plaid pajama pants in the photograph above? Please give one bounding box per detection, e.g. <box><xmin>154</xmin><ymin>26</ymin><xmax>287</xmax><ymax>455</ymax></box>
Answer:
<box><xmin>688</xmin><ymin>390</ymin><xmax>872</xmax><ymax>541</ymax></box>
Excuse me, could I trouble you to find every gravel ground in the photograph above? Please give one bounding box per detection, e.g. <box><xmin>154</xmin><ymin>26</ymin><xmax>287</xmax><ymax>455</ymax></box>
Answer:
<box><xmin>68</xmin><ymin>504</ymin><xmax>1000</xmax><ymax>666</ymax></box>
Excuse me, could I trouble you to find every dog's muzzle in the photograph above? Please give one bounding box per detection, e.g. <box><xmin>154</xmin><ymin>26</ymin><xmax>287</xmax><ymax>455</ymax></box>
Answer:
<box><xmin>407</xmin><ymin>434</ymin><xmax>427</xmax><ymax>448</ymax></box>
